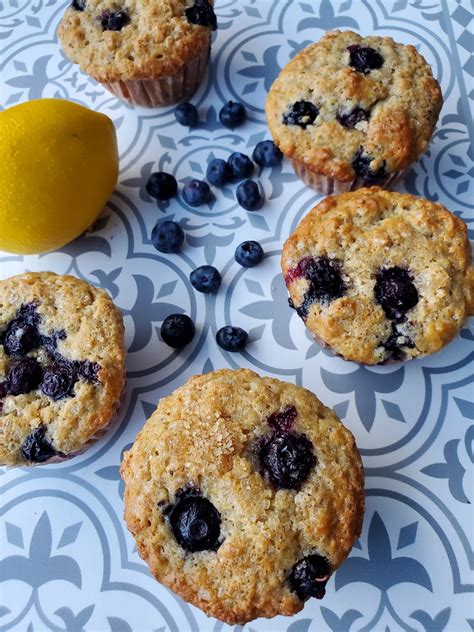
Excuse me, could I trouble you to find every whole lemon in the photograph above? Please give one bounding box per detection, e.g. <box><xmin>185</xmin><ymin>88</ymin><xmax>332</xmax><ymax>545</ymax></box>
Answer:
<box><xmin>0</xmin><ymin>98</ymin><xmax>118</xmax><ymax>254</ymax></box>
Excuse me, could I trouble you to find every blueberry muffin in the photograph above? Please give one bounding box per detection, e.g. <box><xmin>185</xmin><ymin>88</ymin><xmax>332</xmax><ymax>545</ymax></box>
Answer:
<box><xmin>266</xmin><ymin>31</ymin><xmax>442</xmax><ymax>194</ymax></box>
<box><xmin>121</xmin><ymin>369</ymin><xmax>364</xmax><ymax>624</ymax></box>
<box><xmin>58</xmin><ymin>0</ymin><xmax>216</xmax><ymax>107</ymax></box>
<box><xmin>282</xmin><ymin>188</ymin><xmax>474</xmax><ymax>364</ymax></box>
<box><xmin>0</xmin><ymin>272</ymin><xmax>125</xmax><ymax>466</ymax></box>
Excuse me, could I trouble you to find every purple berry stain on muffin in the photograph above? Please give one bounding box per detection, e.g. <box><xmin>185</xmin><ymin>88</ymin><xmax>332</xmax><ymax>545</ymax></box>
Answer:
<box><xmin>99</xmin><ymin>10</ymin><xmax>130</xmax><ymax>31</ymax></box>
<box><xmin>166</xmin><ymin>487</ymin><xmax>221</xmax><ymax>552</ymax></box>
<box><xmin>336</xmin><ymin>106</ymin><xmax>369</xmax><ymax>129</ymax></box>
<box><xmin>285</xmin><ymin>256</ymin><xmax>347</xmax><ymax>319</ymax></box>
<box><xmin>289</xmin><ymin>554</ymin><xmax>331</xmax><ymax>600</ymax></box>
<box><xmin>283</xmin><ymin>101</ymin><xmax>319</xmax><ymax>129</ymax></box>
<box><xmin>20</xmin><ymin>426</ymin><xmax>60</xmax><ymax>463</ymax></box>
<box><xmin>352</xmin><ymin>148</ymin><xmax>387</xmax><ymax>184</ymax></box>
<box><xmin>185</xmin><ymin>0</ymin><xmax>217</xmax><ymax>31</ymax></box>
<box><xmin>347</xmin><ymin>44</ymin><xmax>384</xmax><ymax>74</ymax></box>
<box><xmin>259</xmin><ymin>432</ymin><xmax>316</xmax><ymax>490</ymax></box>
<box><xmin>374</xmin><ymin>266</ymin><xmax>419</xmax><ymax>321</ymax></box>
<box><xmin>267</xmin><ymin>404</ymin><xmax>297</xmax><ymax>434</ymax></box>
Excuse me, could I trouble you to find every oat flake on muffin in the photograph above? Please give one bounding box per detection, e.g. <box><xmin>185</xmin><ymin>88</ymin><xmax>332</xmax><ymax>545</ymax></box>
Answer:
<box><xmin>282</xmin><ymin>188</ymin><xmax>474</xmax><ymax>364</ymax></box>
<box><xmin>121</xmin><ymin>368</ymin><xmax>364</xmax><ymax>624</ymax></box>
<box><xmin>266</xmin><ymin>30</ymin><xmax>443</xmax><ymax>194</ymax></box>
<box><xmin>0</xmin><ymin>272</ymin><xmax>125</xmax><ymax>466</ymax></box>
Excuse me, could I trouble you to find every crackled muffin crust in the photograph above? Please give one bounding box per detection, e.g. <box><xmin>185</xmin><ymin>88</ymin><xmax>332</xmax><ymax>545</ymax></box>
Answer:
<box><xmin>121</xmin><ymin>369</ymin><xmax>364</xmax><ymax>624</ymax></box>
<box><xmin>266</xmin><ymin>30</ymin><xmax>442</xmax><ymax>186</ymax></box>
<box><xmin>0</xmin><ymin>272</ymin><xmax>125</xmax><ymax>466</ymax></box>
<box><xmin>58</xmin><ymin>0</ymin><xmax>215</xmax><ymax>82</ymax></box>
<box><xmin>282</xmin><ymin>188</ymin><xmax>474</xmax><ymax>365</ymax></box>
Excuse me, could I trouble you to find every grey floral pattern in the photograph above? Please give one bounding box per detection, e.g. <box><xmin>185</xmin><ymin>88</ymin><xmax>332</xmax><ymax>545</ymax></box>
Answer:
<box><xmin>0</xmin><ymin>1</ymin><xmax>473</xmax><ymax>630</ymax></box>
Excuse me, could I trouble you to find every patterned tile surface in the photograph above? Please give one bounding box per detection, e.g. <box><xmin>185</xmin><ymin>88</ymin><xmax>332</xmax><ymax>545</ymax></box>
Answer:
<box><xmin>0</xmin><ymin>1</ymin><xmax>473</xmax><ymax>631</ymax></box>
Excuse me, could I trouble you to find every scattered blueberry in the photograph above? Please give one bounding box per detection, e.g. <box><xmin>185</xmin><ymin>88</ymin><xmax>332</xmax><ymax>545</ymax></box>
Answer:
<box><xmin>289</xmin><ymin>555</ymin><xmax>331</xmax><ymax>601</ymax></box>
<box><xmin>167</xmin><ymin>487</ymin><xmax>221</xmax><ymax>552</ymax></box>
<box><xmin>20</xmin><ymin>426</ymin><xmax>59</xmax><ymax>463</ymax></box>
<box><xmin>352</xmin><ymin>148</ymin><xmax>387</xmax><ymax>184</ymax></box>
<box><xmin>252</xmin><ymin>140</ymin><xmax>283</xmax><ymax>168</ymax></box>
<box><xmin>267</xmin><ymin>405</ymin><xmax>297</xmax><ymax>434</ymax></box>
<box><xmin>146</xmin><ymin>172</ymin><xmax>177</xmax><ymax>201</ymax></box>
<box><xmin>2</xmin><ymin>319</ymin><xmax>39</xmax><ymax>356</ymax></box>
<box><xmin>151</xmin><ymin>220</ymin><xmax>185</xmax><ymax>254</ymax></box>
<box><xmin>236</xmin><ymin>180</ymin><xmax>264</xmax><ymax>211</ymax></box>
<box><xmin>175</xmin><ymin>102</ymin><xmax>199</xmax><ymax>127</ymax></box>
<box><xmin>288</xmin><ymin>257</ymin><xmax>346</xmax><ymax>319</ymax></box>
<box><xmin>219</xmin><ymin>101</ymin><xmax>246</xmax><ymax>128</ymax></box>
<box><xmin>99</xmin><ymin>10</ymin><xmax>129</xmax><ymax>31</ymax></box>
<box><xmin>7</xmin><ymin>357</ymin><xmax>43</xmax><ymax>396</ymax></box>
<box><xmin>216</xmin><ymin>326</ymin><xmax>248</xmax><ymax>352</ymax></box>
<box><xmin>185</xmin><ymin>0</ymin><xmax>217</xmax><ymax>30</ymax></box>
<box><xmin>347</xmin><ymin>44</ymin><xmax>384</xmax><ymax>74</ymax></box>
<box><xmin>41</xmin><ymin>364</ymin><xmax>76</xmax><ymax>401</ymax></box>
<box><xmin>283</xmin><ymin>101</ymin><xmax>319</xmax><ymax>129</ymax></box>
<box><xmin>161</xmin><ymin>314</ymin><xmax>195</xmax><ymax>348</ymax></box>
<box><xmin>206</xmin><ymin>159</ymin><xmax>231</xmax><ymax>187</ymax></box>
<box><xmin>190</xmin><ymin>265</ymin><xmax>222</xmax><ymax>294</ymax></box>
<box><xmin>234</xmin><ymin>241</ymin><xmax>264</xmax><ymax>268</ymax></box>
<box><xmin>71</xmin><ymin>0</ymin><xmax>85</xmax><ymax>10</ymax></box>
<box><xmin>259</xmin><ymin>432</ymin><xmax>316</xmax><ymax>490</ymax></box>
<box><xmin>182</xmin><ymin>179</ymin><xmax>212</xmax><ymax>207</ymax></box>
<box><xmin>336</xmin><ymin>107</ymin><xmax>369</xmax><ymax>129</ymax></box>
<box><xmin>382</xmin><ymin>323</ymin><xmax>415</xmax><ymax>361</ymax></box>
<box><xmin>75</xmin><ymin>359</ymin><xmax>101</xmax><ymax>383</ymax></box>
<box><xmin>227</xmin><ymin>152</ymin><xmax>253</xmax><ymax>181</ymax></box>
<box><xmin>0</xmin><ymin>381</ymin><xmax>8</xmax><ymax>399</ymax></box>
<box><xmin>374</xmin><ymin>266</ymin><xmax>419</xmax><ymax>321</ymax></box>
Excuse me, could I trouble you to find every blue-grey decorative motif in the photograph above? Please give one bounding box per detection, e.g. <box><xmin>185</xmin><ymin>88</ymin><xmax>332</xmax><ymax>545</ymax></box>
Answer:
<box><xmin>0</xmin><ymin>1</ymin><xmax>473</xmax><ymax>630</ymax></box>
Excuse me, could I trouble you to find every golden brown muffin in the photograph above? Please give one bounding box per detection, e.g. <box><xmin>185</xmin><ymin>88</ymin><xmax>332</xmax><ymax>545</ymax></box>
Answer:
<box><xmin>266</xmin><ymin>30</ymin><xmax>442</xmax><ymax>193</ymax></box>
<box><xmin>58</xmin><ymin>0</ymin><xmax>216</xmax><ymax>106</ymax></box>
<box><xmin>282</xmin><ymin>188</ymin><xmax>474</xmax><ymax>364</ymax></box>
<box><xmin>121</xmin><ymin>369</ymin><xmax>364</xmax><ymax>624</ymax></box>
<box><xmin>0</xmin><ymin>272</ymin><xmax>125</xmax><ymax>466</ymax></box>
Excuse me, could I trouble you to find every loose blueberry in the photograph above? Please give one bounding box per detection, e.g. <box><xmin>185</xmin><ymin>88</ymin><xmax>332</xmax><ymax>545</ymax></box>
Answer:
<box><xmin>182</xmin><ymin>179</ymin><xmax>212</xmax><ymax>207</ymax></box>
<box><xmin>259</xmin><ymin>432</ymin><xmax>316</xmax><ymax>490</ymax></box>
<box><xmin>7</xmin><ymin>357</ymin><xmax>43</xmax><ymax>396</ymax></box>
<box><xmin>219</xmin><ymin>101</ymin><xmax>246</xmax><ymax>128</ymax></box>
<box><xmin>282</xmin><ymin>101</ymin><xmax>319</xmax><ymax>129</ymax></box>
<box><xmin>71</xmin><ymin>0</ymin><xmax>85</xmax><ymax>9</ymax></box>
<box><xmin>336</xmin><ymin>106</ymin><xmax>369</xmax><ymax>129</ymax></box>
<box><xmin>216</xmin><ymin>326</ymin><xmax>248</xmax><ymax>352</ymax></box>
<box><xmin>190</xmin><ymin>265</ymin><xmax>222</xmax><ymax>294</ymax></box>
<box><xmin>161</xmin><ymin>314</ymin><xmax>195</xmax><ymax>348</ymax></box>
<box><xmin>287</xmin><ymin>256</ymin><xmax>346</xmax><ymax>318</ymax></box>
<box><xmin>175</xmin><ymin>102</ymin><xmax>199</xmax><ymax>127</ymax></box>
<box><xmin>348</xmin><ymin>44</ymin><xmax>384</xmax><ymax>74</ymax></box>
<box><xmin>41</xmin><ymin>364</ymin><xmax>76</xmax><ymax>401</ymax></box>
<box><xmin>289</xmin><ymin>555</ymin><xmax>331</xmax><ymax>601</ymax></box>
<box><xmin>206</xmin><ymin>159</ymin><xmax>231</xmax><ymax>187</ymax></box>
<box><xmin>352</xmin><ymin>148</ymin><xmax>387</xmax><ymax>184</ymax></box>
<box><xmin>267</xmin><ymin>405</ymin><xmax>297</xmax><ymax>434</ymax></box>
<box><xmin>2</xmin><ymin>319</ymin><xmax>39</xmax><ymax>356</ymax></box>
<box><xmin>167</xmin><ymin>487</ymin><xmax>221</xmax><ymax>552</ymax></box>
<box><xmin>227</xmin><ymin>152</ymin><xmax>253</xmax><ymax>181</ymax></box>
<box><xmin>99</xmin><ymin>10</ymin><xmax>129</xmax><ymax>31</ymax></box>
<box><xmin>234</xmin><ymin>241</ymin><xmax>264</xmax><ymax>268</ymax></box>
<box><xmin>374</xmin><ymin>266</ymin><xmax>419</xmax><ymax>321</ymax></box>
<box><xmin>252</xmin><ymin>140</ymin><xmax>283</xmax><ymax>168</ymax></box>
<box><xmin>151</xmin><ymin>220</ymin><xmax>185</xmax><ymax>254</ymax></box>
<box><xmin>20</xmin><ymin>426</ymin><xmax>59</xmax><ymax>463</ymax></box>
<box><xmin>185</xmin><ymin>0</ymin><xmax>217</xmax><ymax>30</ymax></box>
<box><xmin>146</xmin><ymin>172</ymin><xmax>178</xmax><ymax>201</ymax></box>
<box><xmin>236</xmin><ymin>180</ymin><xmax>264</xmax><ymax>211</ymax></box>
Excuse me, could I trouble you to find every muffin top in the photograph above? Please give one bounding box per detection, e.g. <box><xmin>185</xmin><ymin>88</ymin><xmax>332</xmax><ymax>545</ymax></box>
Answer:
<box><xmin>0</xmin><ymin>272</ymin><xmax>125</xmax><ymax>466</ymax></box>
<box><xmin>266</xmin><ymin>30</ymin><xmax>442</xmax><ymax>184</ymax></box>
<box><xmin>121</xmin><ymin>369</ymin><xmax>364</xmax><ymax>624</ymax></box>
<box><xmin>58</xmin><ymin>0</ymin><xmax>216</xmax><ymax>82</ymax></box>
<box><xmin>282</xmin><ymin>188</ymin><xmax>474</xmax><ymax>365</ymax></box>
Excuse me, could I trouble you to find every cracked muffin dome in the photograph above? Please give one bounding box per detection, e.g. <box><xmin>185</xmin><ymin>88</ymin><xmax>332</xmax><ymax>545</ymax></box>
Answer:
<box><xmin>121</xmin><ymin>368</ymin><xmax>364</xmax><ymax>624</ymax></box>
<box><xmin>58</xmin><ymin>0</ymin><xmax>216</xmax><ymax>106</ymax></box>
<box><xmin>282</xmin><ymin>188</ymin><xmax>474</xmax><ymax>365</ymax></box>
<box><xmin>0</xmin><ymin>272</ymin><xmax>125</xmax><ymax>466</ymax></box>
<box><xmin>266</xmin><ymin>30</ymin><xmax>442</xmax><ymax>194</ymax></box>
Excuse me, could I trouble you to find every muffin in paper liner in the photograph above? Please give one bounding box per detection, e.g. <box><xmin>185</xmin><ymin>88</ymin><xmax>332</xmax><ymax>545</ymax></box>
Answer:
<box><xmin>0</xmin><ymin>272</ymin><xmax>126</xmax><ymax>467</ymax></box>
